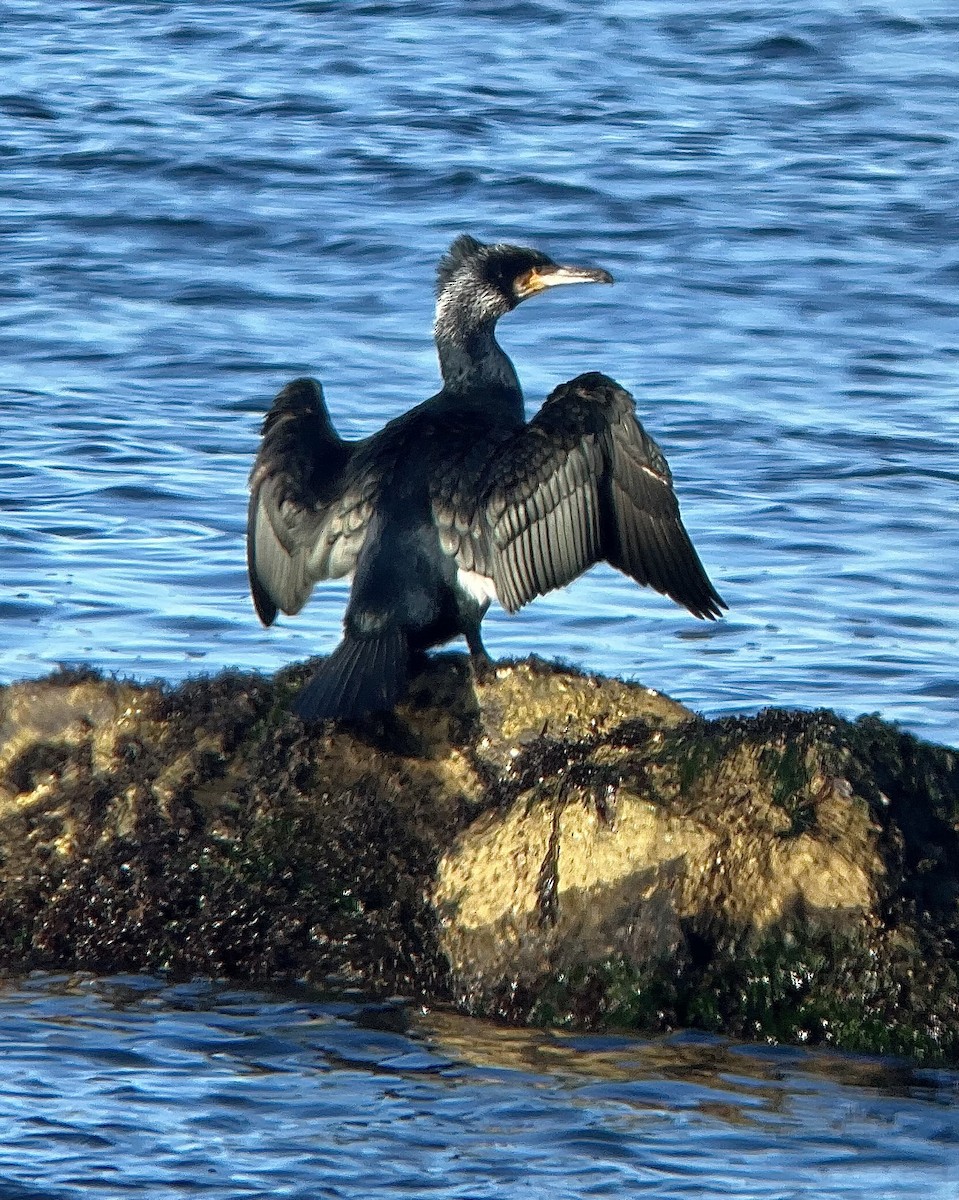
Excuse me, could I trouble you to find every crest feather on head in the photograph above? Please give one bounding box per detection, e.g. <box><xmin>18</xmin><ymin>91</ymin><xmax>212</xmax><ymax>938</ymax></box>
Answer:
<box><xmin>435</xmin><ymin>234</ymin><xmax>486</xmax><ymax>296</ymax></box>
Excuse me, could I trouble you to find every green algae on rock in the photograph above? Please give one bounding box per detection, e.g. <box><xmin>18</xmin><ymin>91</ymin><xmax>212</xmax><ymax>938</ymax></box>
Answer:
<box><xmin>0</xmin><ymin>661</ymin><xmax>956</xmax><ymax>1062</ymax></box>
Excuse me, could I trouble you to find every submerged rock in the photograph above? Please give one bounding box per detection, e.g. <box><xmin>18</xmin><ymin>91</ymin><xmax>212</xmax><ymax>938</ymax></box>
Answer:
<box><xmin>0</xmin><ymin>659</ymin><xmax>956</xmax><ymax>1062</ymax></box>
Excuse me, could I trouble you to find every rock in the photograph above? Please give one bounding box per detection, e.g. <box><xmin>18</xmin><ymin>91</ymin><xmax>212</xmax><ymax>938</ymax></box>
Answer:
<box><xmin>0</xmin><ymin>659</ymin><xmax>957</xmax><ymax>1063</ymax></box>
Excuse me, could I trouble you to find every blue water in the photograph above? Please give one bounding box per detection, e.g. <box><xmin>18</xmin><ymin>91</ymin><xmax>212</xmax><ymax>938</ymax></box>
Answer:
<box><xmin>0</xmin><ymin>974</ymin><xmax>954</xmax><ymax>1200</ymax></box>
<box><xmin>1</xmin><ymin>6</ymin><xmax>958</xmax><ymax>1191</ymax></box>
<box><xmin>1</xmin><ymin>2</ymin><xmax>957</xmax><ymax>747</ymax></box>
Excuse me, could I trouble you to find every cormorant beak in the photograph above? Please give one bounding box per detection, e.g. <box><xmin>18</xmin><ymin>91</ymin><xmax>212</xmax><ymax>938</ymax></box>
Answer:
<box><xmin>513</xmin><ymin>263</ymin><xmax>614</xmax><ymax>300</ymax></box>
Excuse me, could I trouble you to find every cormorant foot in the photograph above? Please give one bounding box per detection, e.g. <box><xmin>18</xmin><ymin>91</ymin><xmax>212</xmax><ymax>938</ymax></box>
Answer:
<box><xmin>470</xmin><ymin>649</ymin><xmax>496</xmax><ymax>684</ymax></box>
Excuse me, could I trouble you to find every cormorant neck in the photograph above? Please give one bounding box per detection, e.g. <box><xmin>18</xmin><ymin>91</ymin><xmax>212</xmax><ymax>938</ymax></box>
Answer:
<box><xmin>433</xmin><ymin>281</ymin><xmax>522</xmax><ymax>402</ymax></box>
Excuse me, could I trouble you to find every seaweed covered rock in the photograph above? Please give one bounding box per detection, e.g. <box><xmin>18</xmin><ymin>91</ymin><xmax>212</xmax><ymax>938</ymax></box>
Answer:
<box><xmin>0</xmin><ymin>660</ymin><xmax>956</xmax><ymax>1062</ymax></box>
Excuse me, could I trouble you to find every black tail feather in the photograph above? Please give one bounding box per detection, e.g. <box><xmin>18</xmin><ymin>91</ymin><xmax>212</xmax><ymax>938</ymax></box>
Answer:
<box><xmin>294</xmin><ymin>626</ymin><xmax>409</xmax><ymax>721</ymax></box>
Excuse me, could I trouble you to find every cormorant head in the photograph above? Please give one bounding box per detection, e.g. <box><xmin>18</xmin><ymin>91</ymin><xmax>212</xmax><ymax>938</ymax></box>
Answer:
<box><xmin>435</xmin><ymin>235</ymin><xmax>613</xmax><ymax>328</ymax></box>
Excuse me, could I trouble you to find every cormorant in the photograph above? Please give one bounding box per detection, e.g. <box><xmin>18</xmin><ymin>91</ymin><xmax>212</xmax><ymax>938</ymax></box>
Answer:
<box><xmin>247</xmin><ymin>234</ymin><xmax>726</xmax><ymax>721</ymax></box>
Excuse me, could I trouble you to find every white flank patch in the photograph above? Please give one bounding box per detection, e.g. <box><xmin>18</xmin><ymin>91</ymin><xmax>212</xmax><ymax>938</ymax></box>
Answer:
<box><xmin>457</xmin><ymin>568</ymin><xmax>498</xmax><ymax>605</ymax></box>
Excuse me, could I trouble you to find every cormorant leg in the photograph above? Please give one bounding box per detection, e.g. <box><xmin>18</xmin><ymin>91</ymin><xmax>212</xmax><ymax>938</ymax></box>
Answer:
<box><xmin>466</xmin><ymin>625</ymin><xmax>495</xmax><ymax>682</ymax></box>
<box><xmin>409</xmin><ymin>647</ymin><xmax>430</xmax><ymax>677</ymax></box>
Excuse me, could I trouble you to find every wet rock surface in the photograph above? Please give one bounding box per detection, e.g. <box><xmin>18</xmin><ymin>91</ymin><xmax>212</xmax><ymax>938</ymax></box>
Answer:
<box><xmin>0</xmin><ymin>659</ymin><xmax>956</xmax><ymax>1062</ymax></box>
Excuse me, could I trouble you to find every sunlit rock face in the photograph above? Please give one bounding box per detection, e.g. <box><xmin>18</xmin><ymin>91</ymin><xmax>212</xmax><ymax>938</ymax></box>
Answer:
<box><xmin>0</xmin><ymin>660</ymin><xmax>957</xmax><ymax>1062</ymax></box>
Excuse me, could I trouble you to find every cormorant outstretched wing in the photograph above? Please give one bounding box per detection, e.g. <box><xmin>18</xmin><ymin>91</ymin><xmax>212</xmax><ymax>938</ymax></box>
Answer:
<box><xmin>435</xmin><ymin>371</ymin><xmax>726</xmax><ymax>620</ymax></box>
<box><xmin>247</xmin><ymin>378</ymin><xmax>370</xmax><ymax>625</ymax></box>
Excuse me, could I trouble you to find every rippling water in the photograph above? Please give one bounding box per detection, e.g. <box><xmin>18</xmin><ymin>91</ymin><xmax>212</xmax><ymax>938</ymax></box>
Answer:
<box><xmin>2</xmin><ymin>8</ymin><xmax>958</xmax><ymax>1188</ymax></box>
<box><xmin>0</xmin><ymin>973</ymin><xmax>953</xmax><ymax>1199</ymax></box>
<box><xmin>1</xmin><ymin>2</ymin><xmax>957</xmax><ymax>746</ymax></box>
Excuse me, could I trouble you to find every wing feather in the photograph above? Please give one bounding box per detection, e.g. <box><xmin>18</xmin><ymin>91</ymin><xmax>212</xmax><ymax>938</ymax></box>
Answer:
<box><xmin>604</xmin><ymin>400</ymin><xmax>725</xmax><ymax>619</ymax></box>
<box><xmin>436</xmin><ymin>371</ymin><xmax>725</xmax><ymax>620</ymax></box>
<box><xmin>246</xmin><ymin>378</ymin><xmax>369</xmax><ymax>624</ymax></box>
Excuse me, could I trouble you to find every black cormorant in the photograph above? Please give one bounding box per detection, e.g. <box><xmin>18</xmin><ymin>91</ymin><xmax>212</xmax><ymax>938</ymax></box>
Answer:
<box><xmin>247</xmin><ymin>234</ymin><xmax>726</xmax><ymax>720</ymax></box>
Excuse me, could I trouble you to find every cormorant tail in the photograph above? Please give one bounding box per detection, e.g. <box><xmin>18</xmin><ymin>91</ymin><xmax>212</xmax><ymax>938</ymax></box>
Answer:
<box><xmin>294</xmin><ymin>626</ymin><xmax>409</xmax><ymax>722</ymax></box>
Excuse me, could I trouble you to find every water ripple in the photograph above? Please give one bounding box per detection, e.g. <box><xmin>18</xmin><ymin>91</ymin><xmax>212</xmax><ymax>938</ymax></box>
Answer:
<box><xmin>0</xmin><ymin>0</ymin><xmax>957</xmax><ymax>751</ymax></box>
<box><xmin>8</xmin><ymin>976</ymin><xmax>945</xmax><ymax>1199</ymax></box>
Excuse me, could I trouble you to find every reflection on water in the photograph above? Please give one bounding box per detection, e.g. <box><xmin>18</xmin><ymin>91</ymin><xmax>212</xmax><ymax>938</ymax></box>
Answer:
<box><xmin>0</xmin><ymin>2</ymin><xmax>957</xmax><ymax>746</ymax></box>
<box><xmin>0</xmin><ymin>974</ymin><xmax>955</xmax><ymax>1199</ymax></box>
